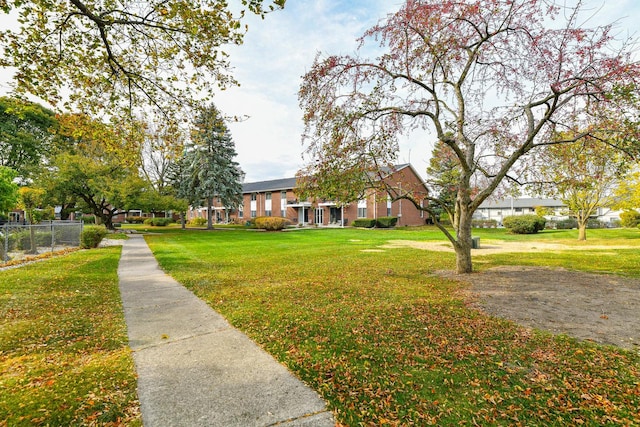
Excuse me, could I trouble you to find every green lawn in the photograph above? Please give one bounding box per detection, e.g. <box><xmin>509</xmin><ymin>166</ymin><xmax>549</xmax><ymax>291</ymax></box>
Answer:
<box><xmin>2</xmin><ymin>226</ymin><xmax>639</xmax><ymax>425</ymax></box>
<box><xmin>145</xmin><ymin>226</ymin><xmax>640</xmax><ymax>426</ymax></box>
<box><xmin>0</xmin><ymin>247</ymin><xmax>140</xmax><ymax>426</ymax></box>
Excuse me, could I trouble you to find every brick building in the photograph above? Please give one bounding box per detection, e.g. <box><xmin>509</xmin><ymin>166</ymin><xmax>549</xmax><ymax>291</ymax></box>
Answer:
<box><xmin>188</xmin><ymin>164</ymin><xmax>431</xmax><ymax>227</ymax></box>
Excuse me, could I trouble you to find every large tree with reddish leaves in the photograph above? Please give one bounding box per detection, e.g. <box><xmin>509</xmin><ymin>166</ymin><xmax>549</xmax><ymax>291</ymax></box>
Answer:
<box><xmin>299</xmin><ymin>0</ymin><xmax>639</xmax><ymax>273</ymax></box>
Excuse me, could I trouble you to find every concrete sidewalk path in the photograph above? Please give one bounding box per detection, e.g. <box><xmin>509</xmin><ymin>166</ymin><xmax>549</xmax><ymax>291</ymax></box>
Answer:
<box><xmin>117</xmin><ymin>234</ymin><xmax>335</xmax><ymax>427</ymax></box>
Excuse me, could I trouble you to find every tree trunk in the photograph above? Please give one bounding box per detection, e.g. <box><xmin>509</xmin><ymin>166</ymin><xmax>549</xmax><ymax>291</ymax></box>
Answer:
<box><xmin>576</xmin><ymin>213</ymin><xmax>588</xmax><ymax>241</ymax></box>
<box><xmin>577</xmin><ymin>223</ymin><xmax>587</xmax><ymax>241</ymax></box>
<box><xmin>104</xmin><ymin>216</ymin><xmax>114</xmax><ymax>230</ymax></box>
<box><xmin>454</xmin><ymin>212</ymin><xmax>473</xmax><ymax>274</ymax></box>
<box><xmin>28</xmin><ymin>225</ymin><xmax>38</xmax><ymax>254</ymax></box>
<box><xmin>206</xmin><ymin>197</ymin><xmax>213</xmax><ymax>230</ymax></box>
<box><xmin>97</xmin><ymin>209</ymin><xmax>115</xmax><ymax>230</ymax></box>
<box><xmin>181</xmin><ymin>212</ymin><xmax>186</xmax><ymax>230</ymax></box>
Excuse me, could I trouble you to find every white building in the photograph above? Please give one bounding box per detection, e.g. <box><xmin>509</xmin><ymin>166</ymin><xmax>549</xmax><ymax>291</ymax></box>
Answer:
<box><xmin>475</xmin><ymin>197</ymin><xmax>622</xmax><ymax>226</ymax></box>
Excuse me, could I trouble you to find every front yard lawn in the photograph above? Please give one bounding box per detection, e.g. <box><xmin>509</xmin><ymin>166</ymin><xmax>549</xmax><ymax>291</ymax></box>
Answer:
<box><xmin>146</xmin><ymin>227</ymin><xmax>640</xmax><ymax>425</ymax></box>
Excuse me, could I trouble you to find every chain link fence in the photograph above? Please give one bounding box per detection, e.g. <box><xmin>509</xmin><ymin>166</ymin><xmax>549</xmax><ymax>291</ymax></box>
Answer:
<box><xmin>1</xmin><ymin>221</ymin><xmax>84</xmax><ymax>264</ymax></box>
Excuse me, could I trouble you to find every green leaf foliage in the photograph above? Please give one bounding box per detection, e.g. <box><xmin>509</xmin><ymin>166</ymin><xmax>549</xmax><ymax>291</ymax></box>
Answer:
<box><xmin>0</xmin><ymin>97</ymin><xmax>58</xmax><ymax>179</ymax></box>
<box><xmin>352</xmin><ymin>218</ymin><xmax>376</xmax><ymax>228</ymax></box>
<box><xmin>376</xmin><ymin>216</ymin><xmax>398</xmax><ymax>228</ymax></box>
<box><xmin>80</xmin><ymin>225</ymin><xmax>108</xmax><ymax>248</ymax></box>
<box><xmin>0</xmin><ymin>1</ymin><xmax>285</xmax><ymax>127</ymax></box>
<box><xmin>619</xmin><ymin>210</ymin><xmax>640</xmax><ymax>228</ymax></box>
<box><xmin>173</xmin><ymin>104</ymin><xmax>243</xmax><ymax>212</ymax></box>
<box><xmin>503</xmin><ymin>215</ymin><xmax>546</xmax><ymax>234</ymax></box>
<box><xmin>0</xmin><ymin>165</ymin><xmax>18</xmax><ymax>213</ymax></box>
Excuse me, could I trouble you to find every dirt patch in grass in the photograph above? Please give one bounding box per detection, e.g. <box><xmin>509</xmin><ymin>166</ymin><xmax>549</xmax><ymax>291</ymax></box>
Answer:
<box><xmin>384</xmin><ymin>239</ymin><xmax>640</xmax><ymax>351</ymax></box>
<box><xmin>444</xmin><ymin>266</ymin><xmax>640</xmax><ymax>351</ymax></box>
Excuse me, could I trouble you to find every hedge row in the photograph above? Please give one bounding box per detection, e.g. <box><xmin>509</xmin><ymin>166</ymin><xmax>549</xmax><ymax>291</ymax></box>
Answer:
<box><xmin>143</xmin><ymin>218</ymin><xmax>174</xmax><ymax>226</ymax></box>
<box><xmin>352</xmin><ymin>217</ymin><xmax>398</xmax><ymax>228</ymax></box>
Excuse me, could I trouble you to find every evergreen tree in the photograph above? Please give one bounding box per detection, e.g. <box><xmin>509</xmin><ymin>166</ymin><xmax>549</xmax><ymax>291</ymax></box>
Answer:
<box><xmin>175</xmin><ymin>105</ymin><xmax>243</xmax><ymax>229</ymax></box>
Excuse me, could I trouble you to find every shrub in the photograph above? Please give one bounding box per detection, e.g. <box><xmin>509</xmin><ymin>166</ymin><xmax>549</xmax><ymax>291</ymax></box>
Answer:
<box><xmin>587</xmin><ymin>218</ymin><xmax>605</xmax><ymax>229</ymax></box>
<box><xmin>142</xmin><ymin>218</ymin><xmax>173</xmax><ymax>226</ymax></box>
<box><xmin>554</xmin><ymin>218</ymin><xmax>578</xmax><ymax>229</ymax></box>
<box><xmin>81</xmin><ymin>215</ymin><xmax>96</xmax><ymax>224</ymax></box>
<box><xmin>81</xmin><ymin>225</ymin><xmax>108</xmax><ymax>249</ymax></box>
<box><xmin>376</xmin><ymin>216</ymin><xmax>398</xmax><ymax>228</ymax></box>
<box><xmin>253</xmin><ymin>216</ymin><xmax>291</xmax><ymax>231</ymax></box>
<box><xmin>503</xmin><ymin>214</ymin><xmax>546</xmax><ymax>234</ymax></box>
<box><xmin>620</xmin><ymin>210</ymin><xmax>640</xmax><ymax>228</ymax></box>
<box><xmin>188</xmin><ymin>217</ymin><xmax>207</xmax><ymax>226</ymax></box>
<box><xmin>352</xmin><ymin>219</ymin><xmax>376</xmax><ymax>228</ymax></box>
<box><xmin>127</xmin><ymin>216</ymin><xmax>146</xmax><ymax>224</ymax></box>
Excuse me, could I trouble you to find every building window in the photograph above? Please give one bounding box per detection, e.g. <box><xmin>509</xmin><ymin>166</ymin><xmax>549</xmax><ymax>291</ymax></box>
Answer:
<box><xmin>266</xmin><ymin>192</ymin><xmax>271</xmax><ymax>200</ymax></box>
<box><xmin>357</xmin><ymin>199</ymin><xmax>367</xmax><ymax>218</ymax></box>
<box><xmin>251</xmin><ymin>210</ymin><xmax>257</xmax><ymax>218</ymax></box>
<box><xmin>251</xmin><ymin>193</ymin><xmax>257</xmax><ymax>201</ymax></box>
<box><xmin>281</xmin><ymin>191</ymin><xmax>287</xmax><ymax>217</ymax></box>
<box><xmin>387</xmin><ymin>196</ymin><xmax>392</xmax><ymax>217</ymax></box>
<box><xmin>265</xmin><ymin>210</ymin><xmax>272</xmax><ymax>216</ymax></box>
<box><xmin>420</xmin><ymin>200</ymin><xmax>424</xmax><ymax>218</ymax></box>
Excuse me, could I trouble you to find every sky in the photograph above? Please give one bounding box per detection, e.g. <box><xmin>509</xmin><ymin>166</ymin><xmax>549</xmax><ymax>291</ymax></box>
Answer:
<box><xmin>213</xmin><ymin>0</ymin><xmax>405</xmax><ymax>182</ymax></box>
<box><xmin>208</xmin><ymin>0</ymin><xmax>640</xmax><ymax>182</ymax></box>
<box><xmin>1</xmin><ymin>0</ymin><xmax>638</xmax><ymax>183</ymax></box>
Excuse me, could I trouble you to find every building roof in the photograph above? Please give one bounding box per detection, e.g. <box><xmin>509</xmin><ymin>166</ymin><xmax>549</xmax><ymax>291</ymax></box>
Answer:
<box><xmin>478</xmin><ymin>197</ymin><xmax>564</xmax><ymax>209</ymax></box>
<box><xmin>240</xmin><ymin>164</ymin><xmax>425</xmax><ymax>194</ymax></box>
<box><xmin>242</xmin><ymin>177</ymin><xmax>297</xmax><ymax>193</ymax></box>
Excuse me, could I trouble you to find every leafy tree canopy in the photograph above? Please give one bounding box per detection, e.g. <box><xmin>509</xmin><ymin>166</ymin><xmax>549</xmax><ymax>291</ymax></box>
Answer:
<box><xmin>41</xmin><ymin>114</ymin><xmax>147</xmax><ymax>229</ymax></box>
<box><xmin>0</xmin><ymin>0</ymin><xmax>285</xmax><ymax>124</ymax></box>
<box><xmin>530</xmin><ymin>132</ymin><xmax>630</xmax><ymax>240</ymax></box>
<box><xmin>614</xmin><ymin>168</ymin><xmax>640</xmax><ymax>211</ymax></box>
<box><xmin>0</xmin><ymin>96</ymin><xmax>58</xmax><ymax>179</ymax></box>
<box><xmin>0</xmin><ymin>165</ymin><xmax>18</xmax><ymax>214</ymax></box>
